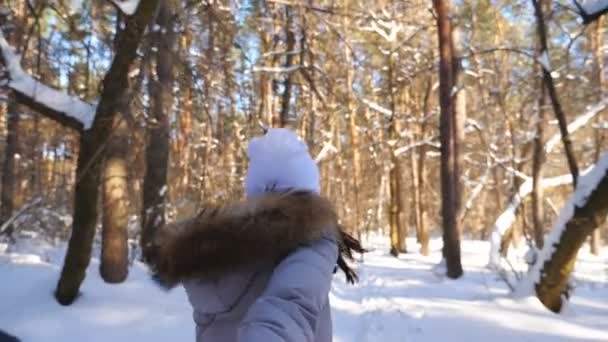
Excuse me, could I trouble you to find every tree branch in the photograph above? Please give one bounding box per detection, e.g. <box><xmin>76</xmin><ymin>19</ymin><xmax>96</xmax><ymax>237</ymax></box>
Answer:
<box><xmin>0</xmin><ymin>30</ymin><xmax>95</xmax><ymax>131</ymax></box>
<box><xmin>573</xmin><ymin>0</ymin><xmax>608</xmax><ymax>24</ymax></box>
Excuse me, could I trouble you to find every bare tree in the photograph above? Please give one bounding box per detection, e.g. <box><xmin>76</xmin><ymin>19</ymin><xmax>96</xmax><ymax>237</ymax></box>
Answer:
<box><xmin>55</xmin><ymin>0</ymin><xmax>160</xmax><ymax>305</ymax></box>
<box><xmin>532</xmin><ymin>0</ymin><xmax>579</xmax><ymax>187</ymax></box>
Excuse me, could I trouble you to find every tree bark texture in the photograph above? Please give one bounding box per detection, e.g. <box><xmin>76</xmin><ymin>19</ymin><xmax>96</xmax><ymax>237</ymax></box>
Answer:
<box><xmin>387</xmin><ymin>41</ymin><xmax>405</xmax><ymax>256</ymax></box>
<box><xmin>535</xmin><ymin>167</ymin><xmax>608</xmax><ymax>312</ymax></box>
<box><xmin>100</xmin><ymin>114</ymin><xmax>130</xmax><ymax>283</ymax></box>
<box><xmin>434</xmin><ymin>0</ymin><xmax>463</xmax><ymax>278</ymax></box>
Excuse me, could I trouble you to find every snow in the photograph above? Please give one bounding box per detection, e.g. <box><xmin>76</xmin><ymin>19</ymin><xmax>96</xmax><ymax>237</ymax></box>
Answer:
<box><xmin>575</xmin><ymin>0</ymin><xmax>608</xmax><ymax>16</ymax></box>
<box><xmin>109</xmin><ymin>0</ymin><xmax>141</xmax><ymax>15</ymax></box>
<box><xmin>488</xmin><ymin>174</ymin><xmax>573</xmax><ymax>267</ymax></box>
<box><xmin>314</xmin><ymin>141</ymin><xmax>338</xmax><ymax>162</ymax></box>
<box><xmin>516</xmin><ymin>153</ymin><xmax>608</xmax><ymax>297</ymax></box>
<box><xmin>0</xmin><ymin>31</ymin><xmax>96</xmax><ymax>130</ymax></box>
<box><xmin>252</xmin><ymin>65</ymin><xmax>301</xmax><ymax>73</ymax></box>
<box><xmin>361</xmin><ymin>98</ymin><xmax>392</xmax><ymax>116</ymax></box>
<box><xmin>1</xmin><ymin>235</ymin><xmax>607</xmax><ymax>341</ymax></box>
<box><xmin>539</xmin><ymin>51</ymin><xmax>551</xmax><ymax>71</ymax></box>
<box><xmin>544</xmin><ymin>98</ymin><xmax>608</xmax><ymax>153</ymax></box>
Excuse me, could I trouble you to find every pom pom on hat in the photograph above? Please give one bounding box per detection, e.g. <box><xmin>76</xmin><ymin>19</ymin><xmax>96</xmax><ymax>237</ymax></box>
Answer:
<box><xmin>245</xmin><ymin>128</ymin><xmax>319</xmax><ymax>197</ymax></box>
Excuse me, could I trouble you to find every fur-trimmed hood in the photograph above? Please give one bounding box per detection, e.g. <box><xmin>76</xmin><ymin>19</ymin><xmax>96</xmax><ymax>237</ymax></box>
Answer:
<box><xmin>145</xmin><ymin>191</ymin><xmax>363</xmax><ymax>288</ymax></box>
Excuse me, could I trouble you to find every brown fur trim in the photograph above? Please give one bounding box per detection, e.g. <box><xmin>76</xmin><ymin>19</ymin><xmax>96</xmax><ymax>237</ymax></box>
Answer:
<box><xmin>146</xmin><ymin>191</ymin><xmax>346</xmax><ymax>288</ymax></box>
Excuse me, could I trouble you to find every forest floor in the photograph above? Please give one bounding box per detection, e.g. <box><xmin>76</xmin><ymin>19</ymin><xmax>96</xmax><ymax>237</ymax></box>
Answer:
<box><xmin>1</xmin><ymin>234</ymin><xmax>607</xmax><ymax>341</ymax></box>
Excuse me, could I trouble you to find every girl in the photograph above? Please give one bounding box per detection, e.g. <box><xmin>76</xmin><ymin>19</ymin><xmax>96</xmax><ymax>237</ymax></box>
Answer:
<box><xmin>146</xmin><ymin>128</ymin><xmax>363</xmax><ymax>342</ymax></box>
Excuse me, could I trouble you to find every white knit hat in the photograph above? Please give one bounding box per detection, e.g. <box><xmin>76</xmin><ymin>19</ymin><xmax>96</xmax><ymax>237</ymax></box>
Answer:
<box><xmin>245</xmin><ymin>128</ymin><xmax>320</xmax><ymax>197</ymax></box>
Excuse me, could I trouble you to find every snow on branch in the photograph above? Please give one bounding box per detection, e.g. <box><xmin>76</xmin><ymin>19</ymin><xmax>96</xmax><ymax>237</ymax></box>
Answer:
<box><xmin>459</xmin><ymin>167</ymin><xmax>491</xmax><ymax>222</ymax></box>
<box><xmin>0</xmin><ymin>31</ymin><xmax>95</xmax><ymax>130</ymax></box>
<box><xmin>515</xmin><ymin>153</ymin><xmax>608</xmax><ymax>297</ymax></box>
<box><xmin>488</xmin><ymin>174</ymin><xmax>573</xmax><ymax>267</ymax></box>
<box><xmin>573</xmin><ymin>0</ymin><xmax>608</xmax><ymax>24</ymax></box>
<box><xmin>252</xmin><ymin>65</ymin><xmax>301</xmax><ymax>73</ymax></box>
<box><xmin>360</xmin><ymin>98</ymin><xmax>392</xmax><ymax>116</ymax></box>
<box><xmin>361</xmin><ymin>10</ymin><xmax>404</xmax><ymax>42</ymax></box>
<box><xmin>393</xmin><ymin>138</ymin><xmax>440</xmax><ymax>156</ymax></box>
<box><xmin>487</xmin><ymin>97</ymin><xmax>608</xmax><ymax>267</ymax></box>
<box><xmin>544</xmin><ymin>98</ymin><xmax>608</xmax><ymax>153</ymax></box>
<box><xmin>109</xmin><ymin>0</ymin><xmax>141</xmax><ymax>16</ymax></box>
<box><xmin>314</xmin><ymin>141</ymin><xmax>338</xmax><ymax>163</ymax></box>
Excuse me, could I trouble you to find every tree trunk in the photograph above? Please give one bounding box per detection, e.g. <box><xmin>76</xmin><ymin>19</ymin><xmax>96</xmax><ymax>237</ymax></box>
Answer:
<box><xmin>278</xmin><ymin>5</ymin><xmax>295</xmax><ymax>128</ymax></box>
<box><xmin>98</xmin><ymin>12</ymin><xmax>132</xmax><ymax>283</ymax></box>
<box><xmin>416</xmin><ymin>77</ymin><xmax>432</xmax><ymax>255</ymax></box>
<box><xmin>591</xmin><ymin>16</ymin><xmax>606</xmax><ymax>256</ymax></box>
<box><xmin>532</xmin><ymin>0</ymin><xmax>549</xmax><ymax>249</ymax></box>
<box><xmin>55</xmin><ymin>0</ymin><xmax>160</xmax><ymax>305</ymax></box>
<box><xmin>387</xmin><ymin>39</ymin><xmax>405</xmax><ymax>256</ymax></box>
<box><xmin>532</xmin><ymin>0</ymin><xmax>579</xmax><ymax>188</ymax></box>
<box><xmin>532</xmin><ymin>71</ymin><xmax>547</xmax><ymax>249</ymax></box>
<box><xmin>534</xmin><ymin>162</ymin><xmax>608</xmax><ymax>312</ymax></box>
<box><xmin>141</xmin><ymin>0</ymin><xmax>174</xmax><ymax>262</ymax></box>
<box><xmin>0</xmin><ymin>3</ymin><xmax>26</xmax><ymax>236</ymax></box>
<box><xmin>433</xmin><ymin>0</ymin><xmax>463</xmax><ymax>278</ymax></box>
<box><xmin>452</xmin><ymin>22</ymin><xmax>465</xmax><ymax>222</ymax></box>
<box><xmin>343</xmin><ymin>0</ymin><xmax>361</xmax><ymax>233</ymax></box>
<box><xmin>176</xmin><ymin>29</ymin><xmax>193</xmax><ymax>198</ymax></box>
<box><xmin>1</xmin><ymin>106</ymin><xmax>20</xmax><ymax>236</ymax></box>
<box><xmin>389</xmin><ymin>149</ymin><xmax>405</xmax><ymax>256</ymax></box>
<box><xmin>100</xmin><ymin>114</ymin><xmax>130</xmax><ymax>283</ymax></box>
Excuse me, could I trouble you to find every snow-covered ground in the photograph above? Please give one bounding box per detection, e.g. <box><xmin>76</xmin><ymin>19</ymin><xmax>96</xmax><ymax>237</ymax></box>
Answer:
<box><xmin>1</xmin><ymin>235</ymin><xmax>607</xmax><ymax>341</ymax></box>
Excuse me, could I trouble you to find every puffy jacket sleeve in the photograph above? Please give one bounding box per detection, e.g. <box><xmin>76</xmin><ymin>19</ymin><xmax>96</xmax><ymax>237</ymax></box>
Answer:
<box><xmin>237</xmin><ymin>236</ymin><xmax>338</xmax><ymax>342</ymax></box>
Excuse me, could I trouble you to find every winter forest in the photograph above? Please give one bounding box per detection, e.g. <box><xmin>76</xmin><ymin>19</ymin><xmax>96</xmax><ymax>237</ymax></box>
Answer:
<box><xmin>1</xmin><ymin>0</ymin><xmax>608</xmax><ymax>341</ymax></box>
